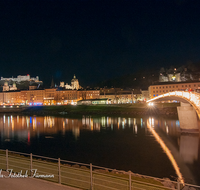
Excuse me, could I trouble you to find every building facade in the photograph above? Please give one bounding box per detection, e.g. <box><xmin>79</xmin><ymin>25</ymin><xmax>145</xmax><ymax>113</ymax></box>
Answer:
<box><xmin>0</xmin><ymin>88</ymin><xmax>100</xmax><ymax>105</ymax></box>
<box><xmin>99</xmin><ymin>88</ymin><xmax>148</xmax><ymax>103</ymax></box>
<box><xmin>148</xmin><ymin>81</ymin><xmax>200</xmax><ymax>99</ymax></box>
<box><xmin>1</xmin><ymin>75</ymin><xmax>39</xmax><ymax>82</ymax></box>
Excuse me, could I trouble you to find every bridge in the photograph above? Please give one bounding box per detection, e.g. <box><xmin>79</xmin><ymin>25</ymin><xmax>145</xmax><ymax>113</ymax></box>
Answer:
<box><xmin>147</xmin><ymin>91</ymin><xmax>200</xmax><ymax>132</ymax></box>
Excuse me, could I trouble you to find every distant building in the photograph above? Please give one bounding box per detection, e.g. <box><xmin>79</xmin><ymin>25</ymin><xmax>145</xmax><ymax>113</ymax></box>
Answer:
<box><xmin>148</xmin><ymin>81</ymin><xmax>200</xmax><ymax>99</ymax></box>
<box><xmin>3</xmin><ymin>82</ymin><xmax>17</xmax><ymax>91</ymax></box>
<box><xmin>159</xmin><ymin>66</ymin><xmax>200</xmax><ymax>83</ymax></box>
<box><xmin>3</xmin><ymin>82</ymin><xmax>9</xmax><ymax>91</ymax></box>
<box><xmin>159</xmin><ymin>73</ymin><xmax>181</xmax><ymax>82</ymax></box>
<box><xmin>71</xmin><ymin>74</ymin><xmax>80</xmax><ymax>90</ymax></box>
<box><xmin>1</xmin><ymin>75</ymin><xmax>40</xmax><ymax>82</ymax></box>
<box><xmin>59</xmin><ymin>75</ymin><xmax>81</xmax><ymax>90</ymax></box>
<box><xmin>99</xmin><ymin>88</ymin><xmax>148</xmax><ymax>103</ymax></box>
<box><xmin>77</xmin><ymin>98</ymin><xmax>109</xmax><ymax>105</ymax></box>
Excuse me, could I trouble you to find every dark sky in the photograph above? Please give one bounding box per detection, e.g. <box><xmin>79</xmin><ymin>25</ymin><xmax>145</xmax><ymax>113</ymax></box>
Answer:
<box><xmin>0</xmin><ymin>0</ymin><xmax>200</xmax><ymax>87</ymax></box>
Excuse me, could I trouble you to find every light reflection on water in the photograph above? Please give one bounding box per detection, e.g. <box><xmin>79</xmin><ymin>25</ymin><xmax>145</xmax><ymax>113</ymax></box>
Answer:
<box><xmin>0</xmin><ymin>115</ymin><xmax>199</xmax><ymax>185</ymax></box>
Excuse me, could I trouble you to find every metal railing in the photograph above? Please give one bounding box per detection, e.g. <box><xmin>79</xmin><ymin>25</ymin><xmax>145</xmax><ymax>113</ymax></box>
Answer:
<box><xmin>0</xmin><ymin>149</ymin><xmax>200</xmax><ymax>190</ymax></box>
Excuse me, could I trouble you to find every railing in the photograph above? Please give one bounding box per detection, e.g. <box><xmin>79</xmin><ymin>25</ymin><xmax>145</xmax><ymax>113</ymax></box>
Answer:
<box><xmin>147</xmin><ymin>91</ymin><xmax>200</xmax><ymax>119</ymax></box>
<box><xmin>0</xmin><ymin>149</ymin><xmax>200</xmax><ymax>190</ymax></box>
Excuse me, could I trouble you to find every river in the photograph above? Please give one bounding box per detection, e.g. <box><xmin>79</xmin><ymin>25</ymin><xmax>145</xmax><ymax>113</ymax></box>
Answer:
<box><xmin>0</xmin><ymin>114</ymin><xmax>199</xmax><ymax>185</ymax></box>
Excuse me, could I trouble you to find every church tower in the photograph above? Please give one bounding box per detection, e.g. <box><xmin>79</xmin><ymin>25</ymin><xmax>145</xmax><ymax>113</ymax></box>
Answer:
<box><xmin>71</xmin><ymin>74</ymin><xmax>79</xmax><ymax>90</ymax></box>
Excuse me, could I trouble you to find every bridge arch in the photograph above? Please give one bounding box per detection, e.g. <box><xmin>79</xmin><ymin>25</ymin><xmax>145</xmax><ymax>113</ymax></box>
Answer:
<box><xmin>147</xmin><ymin>91</ymin><xmax>200</xmax><ymax>119</ymax></box>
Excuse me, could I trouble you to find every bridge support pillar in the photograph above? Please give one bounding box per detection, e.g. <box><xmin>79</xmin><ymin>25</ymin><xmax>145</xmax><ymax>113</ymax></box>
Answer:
<box><xmin>177</xmin><ymin>102</ymin><xmax>199</xmax><ymax>133</ymax></box>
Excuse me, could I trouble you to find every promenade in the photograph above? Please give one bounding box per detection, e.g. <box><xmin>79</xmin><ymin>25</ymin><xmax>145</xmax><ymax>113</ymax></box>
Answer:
<box><xmin>0</xmin><ymin>171</ymin><xmax>80</xmax><ymax>190</ymax></box>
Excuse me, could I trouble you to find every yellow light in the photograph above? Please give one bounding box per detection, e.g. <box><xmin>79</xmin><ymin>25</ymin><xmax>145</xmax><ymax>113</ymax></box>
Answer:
<box><xmin>147</xmin><ymin>119</ymin><xmax>184</xmax><ymax>184</ymax></box>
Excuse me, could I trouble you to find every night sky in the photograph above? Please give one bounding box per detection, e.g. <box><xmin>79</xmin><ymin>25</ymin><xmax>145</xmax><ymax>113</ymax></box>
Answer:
<box><xmin>0</xmin><ymin>0</ymin><xmax>200</xmax><ymax>86</ymax></box>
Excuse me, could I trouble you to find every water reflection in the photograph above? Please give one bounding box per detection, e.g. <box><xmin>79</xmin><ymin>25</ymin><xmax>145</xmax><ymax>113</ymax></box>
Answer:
<box><xmin>148</xmin><ymin>117</ymin><xmax>199</xmax><ymax>184</ymax></box>
<box><xmin>0</xmin><ymin>115</ymin><xmax>139</xmax><ymax>141</ymax></box>
<box><xmin>147</xmin><ymin>118</ymin><xmax>184</xmax><ymax>184</ymax></box>
<box><xmin>0</xmin><ymin>115</ymin><xmax>199</xmax><ymax>184</ymax></box>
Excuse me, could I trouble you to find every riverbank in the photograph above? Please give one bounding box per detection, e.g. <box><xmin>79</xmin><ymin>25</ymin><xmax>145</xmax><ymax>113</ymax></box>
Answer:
<box><xmin>20</xmin><ymin>103</ymin><xmax>179</xmax><ymax>117</ymax></box>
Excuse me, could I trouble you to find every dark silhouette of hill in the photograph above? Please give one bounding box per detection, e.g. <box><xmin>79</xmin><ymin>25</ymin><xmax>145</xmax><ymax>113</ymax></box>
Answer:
<box><xmin>93</xmin><ymin>69</ymin><xmax>159</xmax><ymax>90</ymax></box>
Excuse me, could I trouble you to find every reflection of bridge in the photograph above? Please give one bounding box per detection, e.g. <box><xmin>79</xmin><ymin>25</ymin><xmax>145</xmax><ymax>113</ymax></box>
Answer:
<box><xmin>147</xmin><ymin>91</ymin><xmax>200</xmax><ymax>132</ymax></box>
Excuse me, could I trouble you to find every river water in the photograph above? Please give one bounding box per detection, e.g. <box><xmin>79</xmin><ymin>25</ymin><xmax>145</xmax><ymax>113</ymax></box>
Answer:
<box><xmin>0</xmin><ymin>114</ymin><xmax>199</xmax><ymax>185</ymax></box>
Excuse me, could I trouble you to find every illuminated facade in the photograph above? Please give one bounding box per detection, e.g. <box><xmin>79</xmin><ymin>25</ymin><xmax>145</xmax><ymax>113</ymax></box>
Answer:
<box><xmin>60</xmin><ymin>74</ymin><xmax>81</xmax><ymax>90</ymax></box>
<box><xmin>1</xmin><ymin>75</ymin><xmax>39</xmax><ymax>82</ymax></box>
<box><xmin>77</xmin><ymin>90</ymin><xmax>100</xmax><ymax>100</ymax></box>
<box><xmin>148</xmin><ymin>81</ymin><xmax>200</xmax><ymax>99</ymax></box>
<box><xmin>99</xmin><ymin>88</ymin><xmax>148</xmax><ymax>103</ymax></box>
<box><xmin>0</xmin><ymin>88</ymin><xmax>100</xmax><ymax>105</ymax></box>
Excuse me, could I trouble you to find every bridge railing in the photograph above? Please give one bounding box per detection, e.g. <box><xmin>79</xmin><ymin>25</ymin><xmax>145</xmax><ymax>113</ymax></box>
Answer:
<box><xmin>1</xmin><ymin>149</ymin><xmax>200</xmax><ymax>190</ymax></box>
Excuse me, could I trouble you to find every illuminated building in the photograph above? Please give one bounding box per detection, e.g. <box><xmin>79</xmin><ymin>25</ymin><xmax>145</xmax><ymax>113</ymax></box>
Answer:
<box><xmin>1</xmin><ymin>75</ymin><xmax>40</xmax><ymax>82</ymax></box>
<box><xmin>77</xmin><ymin>90</ymin><xmax>100</xmax><ymax>101</ymax></box>
<box><xmin>59</xmin><ymin>75</ymin><xmax>82</xmax><ymax>90</ymax></box>
<box><xmin>148</xmin><ymin>81</ymin><xmax>200</xmax><ymax>99</ymax></box>
<box><xmin>71</xmin><ymin>74</ymin><xmax>79</xmax><ymax>90</ymax></box>
<box><xmin>0</xmin><ymin>88</ymin><xmax>100</xmax><ymax>106</ymax></box>
<box><xmin>99</xmin><ymin>88</ymin><xmax>148</xmax><ymax>103</ymax></box>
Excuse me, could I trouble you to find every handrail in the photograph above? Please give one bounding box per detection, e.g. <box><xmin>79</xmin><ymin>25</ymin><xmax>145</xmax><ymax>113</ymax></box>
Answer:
<box><xmin>1</xmin><ymin>148</ymin><xmax>200</xmax><ymax>190</ymax></box>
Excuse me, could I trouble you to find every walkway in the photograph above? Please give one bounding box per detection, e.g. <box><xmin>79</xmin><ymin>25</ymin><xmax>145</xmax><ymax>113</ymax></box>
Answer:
<box><xmin>0</xmin><ymin>171</ymin><xmax>81</xmax><ymax>190</ymax></box>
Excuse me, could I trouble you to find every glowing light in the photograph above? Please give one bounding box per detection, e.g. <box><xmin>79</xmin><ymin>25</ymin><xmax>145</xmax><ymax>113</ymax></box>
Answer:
<box><xmin>134</xmin><ymin>125</ymin><xmax>137</xmax><ymax>134</ymax></box>
<box><xmin>147</xmin><ymin>120</ymin><xmax>184</xmax><ymax>184</ymax></box>
<box><xmin>166</xmin><ymin>126</ymin><xmax>169</xmax><ymax>134</ymax></box>
<box><xmin>148</xmin><ymin>102</ymin><xmax>154</xmax><ymax>106</ymax></box>
<box><xmin>147</xmin><ymin>91</ymin><xmax>200</xmax><ymax>119</ymax></box>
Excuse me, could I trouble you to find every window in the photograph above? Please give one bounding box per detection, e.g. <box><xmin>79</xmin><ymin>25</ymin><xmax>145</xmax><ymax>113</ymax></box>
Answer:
<box><xmin>156</xmin><ymin>87</ymin><xmax>158</xmax><ymax>89</ymax></box>
<box><xmin>159</xmin><ymin>87</ymin><xmax>161</xmax><ymax>89</ymax></box>
<box><xmin>160</xmin><ymin>90</ymin><xmax>161</xmax><ymax>92</ymax></box>
<box><xmin>153</xmin><ymin>91</ymin><xmax>155</xmax><ymax>93</ymax></box>
<box><xmin>153</xmin><ymin>87</ymin><xmax>155</xmax><ymax>89</ymax></box>
<box><xmin>189</xmin><ymin>85</ymin><xmax>191</xmax><ymax>87</ymax></box>
<box><xmin>163</xmin><ymin>90</ymin><xmax>165</xmax><ymax>92</ymax></box>
<box><xmin>185</xmin><ymin>85</ymin><xmax>187</xmax><ymax>87</ymax></box>
<box><xmin>156</xmin><ymin>91</ymin><xmax>158</xmax><ymax>93</ymax></box>
<box><xmin>166</xmin><ymin>90</ymin><xmax>168</xmax><ymax>92</ymax></box>
<box><xmin>176</xmin><ymin>86</ymin><xmax>178</xmax><ymax>88</ymax></box>
<box><xmin>169</xmin><ymin>86</ymin><xmax>171</xmax><ymax>88</ymax></box>
<box><xmin>166</xmin><ymin>86</ymin><xmax>168</xmax><ymax>88</ymax></box>
<box><xmin>182</xmin><ymin>85</ymin><xmax>184</xmax><ymax>87</ymax></box>
<box><xmin>194</xmin><ymin>84</ymin><xmax>196</xmax><ymax>87</ymax></box>
<box><xmin>173</xmin><ymin>86</ymin><xmax>174</xmax><ymax>88</ymax></box>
